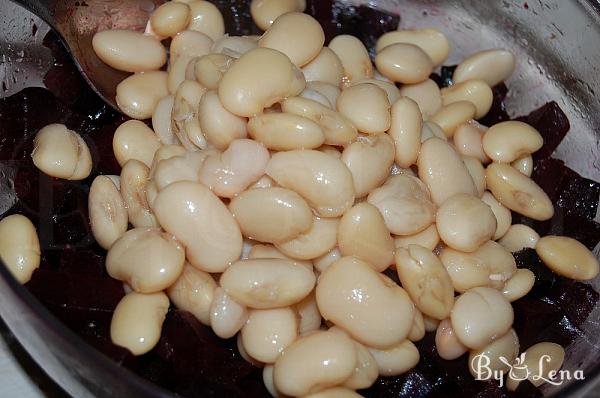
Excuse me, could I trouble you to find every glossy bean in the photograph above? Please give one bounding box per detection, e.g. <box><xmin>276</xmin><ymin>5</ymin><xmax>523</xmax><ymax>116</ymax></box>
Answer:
<box><xmin>92</xmin><ymin>30</ymin><xmax>166</xmax><ymax>72</ymax></box>
<box><xmin>441</xmin><ymin>80</ymin><xmax>493</xmax><ymax>119</ymax></box>
<box><xmin>0</xmin><ymin>214</ymin><xmax>40</xmax><ymax>284</ymax></box>
<box><xmin>241</xmin><ymin>307</ymin><xmax>298</xmax><ymax>363</ymax></box>
<box><xmin>389</xmin><ymin>97</ymin><xmax>422</xmax><ymax>168</ymax></box>
<box><xmin>506</xmin><ymin>342</ymin><xmax>565</xmax><ymax>391</ymax></box>
<box><xmin>120</xmin><ymin>160</ymin><xmax>158</xmax><ymax>227</ymax></box>
<box><xmin>498</xmin><ymin>224</ymin><xmax>540</xmax><ymax>252</ymax></box>
<box><xmin>481</xmin><ymin>191</ymin><xmax>512</xmax><ymax>240</ymax></box>
<box><xmin>167</xmin><ymin>264</ymin><xmax>217</xmax><ymax>325</ymax></box>
<box><xmin>536</xmin><ymin>235</ymin><xmax>599</xmax><ymax>280</ymax></box>
<box><xmin>463</xmin><ymin>156</ymin><xmax>486</xmax><ymax>197</ymax></box>
<box><xmin>116</xmin><ymin>71</ymin><xmax>169</xmax><ymax>119</ymax></box>
<box><xmin>187</xmin><ymin>0</ymin><xmax>225</xmax><ymax>41</ymax></box>
<box><xmin>328</xmin><ymin>35</ymin><xmax>373</xmax><ymax>86</ymax></box>
<box><xmin>429</xmin><ymin>101</ymin><xmax>477</xmax><ymax>138</ymax></box>
<box><xmin>210</xmin><ymin>287</ymin><xmax>249</xmax><ymax>338</ymax></box>
<box><xmin>398</xmin><ymin>79</ymin><xmax>442</xmax><ymax>117</ymax></box>
<box><xmin>198</xmin><ymin>90</ymin><xmax>247</xmax><ymax>149</ymax></box>
<box><xmin>435</xmin><ymin>319</ymin><xmax>468</xmax><ymax>360</ymax></box>
<box><xmin>394</xmin><ymin>224</ymin><xmax>440</xmax><ymax>251</ymax></box>
<box><xmin>301</xmin><ymin>47</ymin><xmax>344</xmax><ymax>86</ymax></box>
<box><xmin>250</xmin><ymin>0</ymin><xmax>305</xmax><ymax>31</ymax></box>
<box><xmin>248</xmin><ymin>113</ymin><xmax>325</xmax><ymax>150</ymax></box>
<box><xmin>511</xmin><ymin>154</ymin><xmax>533</xmax><ymax>177</ymax></box>
<box><xmin>150</xmin><ymin>2</ymin><xmax>191</xmax><ymax>38</ymax></box>
<box><xmin>453</xmin><ymin>121</ymin><xmax>490</xmax><ymax>164</ymax></box>
<box><xmin>501</xmin><ymin>268</ymin><xmax>535</xmax><ymax>302</ymax></box>
<box><xmin>453</xmin><ymin>49</ymin><xmax>516</xmax><ymax>87</ymax></box>
<box><xmin>276</xmin><ymin>216</ymin><xmax>339</xmax><ymax>260</ymax></box>
<box><xmin>483</xmin><ymin>121</ymin><xmax>543</xmax><ymax>163</ymax></box>
<box><xmin>367</xmin><ymin>340</ymin><xmax>420</xmax><ymax>377</ymax></box>
<box><xmin>376</xmin><ymin>28</ymin><xmax>449</xmax><ymax>66</ymax></box>
<box><xmin>375</xmin><ymin>43</ymin><xmax>433</xmax><ymax>84</ymax></box>
<box><xmin>89</xmin><ymin>176</ymin><xmax>128</xmax><ymax>250</ymax></box>
<box><xmin>337</xmin><ymin>83</ymin><xmax>391</xmax><ymax>134</ymax></box>
<box><xmin>113</xmin><ymin>120</ymin><xmax>161</xmax><ymax>167</ymax></box>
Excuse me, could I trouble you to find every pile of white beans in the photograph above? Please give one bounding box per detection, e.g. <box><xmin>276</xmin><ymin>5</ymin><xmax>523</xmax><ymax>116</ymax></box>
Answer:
<box><xmin>0</xmin><ymin>0</ymin><xmax>596</xmax><ymax>396</ymax></box>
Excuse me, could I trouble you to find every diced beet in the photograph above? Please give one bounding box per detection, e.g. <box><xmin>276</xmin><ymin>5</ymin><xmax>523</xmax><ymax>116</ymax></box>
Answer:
<box><xmin>209</xmin><ymin>0</ymin><xmax>261</xmax><ymax>36</ymax></box>
<box><xmin>430</xmin><ymin>65</ymin><xmax>457</xmax><ymax>88</ymax></box>
<box><xmin>531</xmin><ymin>157</ymin><xmax>566</xmax><ymax>199</ymax></box>
<box><xmin>515</xmin><ymin>101</ymin><xmax>570</xmax><ymax>160</ymax></box>
<box><xmin>479</xmin><ymin>83</ymin><xmax>511</xmax><ymax>126</ymax></box>
<box><xmin>512</xmin><ymin>380</ymin><xmax>543</xmax><ymax>398</ymax></box>
<box><xmin>552</xmin><ymin>282</ymin><xmax>599</xmax><ymax>327</ymax></box>
<box><xmin>59</xmin><ymin>244</ymin><xmax>107</xmax><ymax>277</ymax></box>
<box><xmin>155</xmin><ymin>310</ymin><xmax>255</xmax><ymax>385</ymax></box>
<box><xmin>475</xmin><ymin>382</ymin><xmax>512</xmax><ymax>398</ymax></box>
<box><xmin>361</xmin><ymin>372</ymin><xmax>434</xmax><ymax>398</ymax></box>
<box><xmin>513</xmin><ymin>248</ymin><xmax>566</xmax><ymax>299</ymax></box>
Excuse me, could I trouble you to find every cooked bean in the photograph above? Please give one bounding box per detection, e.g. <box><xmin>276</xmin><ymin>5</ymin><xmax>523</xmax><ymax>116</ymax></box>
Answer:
<box><xmin>171</xmin><ymin>79</ymin><xmax>207</xmax><ymax>149</ymax></box>
<box><xmin>151</xmin><ymin>2</ymin><xmax>191</xmax><ymax>38</ymax></box>
<box><xmin>242</xmin><ymin>307</ymin><xmax>298</xmax><ymax>363</ymax></box>
<box><xmin>486</xmin><ymin>163</ymin><xmax>554</xmax><ymax>220</ymax></box>
<box><xmin>437</xmin><ymin>193</ymin><xmax>496</xmax><ymax>252</ymax></box>
<box><xmin>259</xmin><ymin>12</ymin><xmax>324</xmax><ymax>67</ymax></box>
<box><xmin>338</xmin><ymin>336</ymin><xmax>378</xmax><ymax>390</ymax></box>
<box><xmin>89</xmin><ymin>176</ymin><xmax>128</xmax><ymax>250</ymax></box>
<box><xmin>219</xmin><ymin>48</ymin><xmax>305</xmax><ymax>117</ymax></box>
<box><xmin>113</xmin><ymin>120</ymin><xmax>161</xmax><ymax>168</ymax></box>
<box><xmin>281</xmin><ymin>97</ymin><xmax>357</xmax><ymax>145</ymax></box>
<box><xmin>276</xmin><ymin>216</ymin><xmax>339</xmax><ymax>260</ymax></box>
<box><xmin>429</xmin><ymin>101</ymin><xmax>477</xmax><ymax>138</ymax></box>
<box><xmin>395</xmin><ymin>245</ymin><xmax>454</xmax><ymax>320</ymax></box>
<box><xmin>338</xmin><ymin>202</ymin><xmax>395</xmax><ymax>272</ymax></box>
<box><xmin>501</xmin><ymin>268</ymin><xmax>535</xmax><ymax>302</ymax></box>
<box><xmin>110</xmin><ymin>292</ymin><xmax>169</xmax><ymax>356</ymax></box>
<box><xmin>229</xmin><ymin>187</ymin><xmax>313</xmax><ymax>243</ymax></box>
<box><xmin>483</xmin><ymin>121</ymin><xmax>543</xmax><ymax>163</ymax></box>
<box><xmin>367</xmin><ymin>174</ymin><xmax>436</xmax><ymax>236</ymax></box>
<box><xmin>116</xmin><ymin>71</ymin><xmax>169</xmax><ymax>119</ymax></box>
<box><xmin>463</xmin><ymin>156</ymin><xmax>486</xmax><ymax>197</ymax></box>
<box><xmin>247</xmin><ymin>244</ymin><xmax>314</xmax><ymax>272</ymax></box>
<box><xmin>153</xmin><ymin>149</ymin><xmax>213</xmax><ymax>190</ymax></box>
<box><xmin>352</xmin><ymin>78</ymin><xmax>400</xmax><ymax>105</ymax></box>
<box><xmin>153</xmin><ymin>181</ymin><xmax>243</xmax><ymax>272</ymax></box>
<box><xmin>536</xmin><ymin>235</ymin><xmax>599</xmax><ymax>280</ymax></box>
<box><xmin>145</xmin><ymin>180</ymin><xmax>158</xmax><ymax>210</ymax></box>
<box><xmin>266</xmin><ymin>149</ymin><xmax>355</xmax><ymax>217</ymax></box>
<box><xmin>31</xmin><ymin>123</ymin><xmax>92</xmax><ymax>181</ymax></box>
<box><xmin>220</xmin><ymin>258</ymin><xmax>315</xmax><ymax>309</ymax></box>
<box><xmin>506</xmin><ymin>342</ymin><xmax>565</xmax><ymax>391</ymax></box>
<box><xmin>0</xmin><ymin>214</ymin><xmax>40</xmax><ymax>284</ymax></box>
<box><xmin>212</xmin><ymin>35</ymin><xmax>258</xmax><ymax>56</ymax></box>
<box><xmin>166</xmin><ymin>264</ymin><xmax>216</xmax><ymax>325</ymax></box>
<box><xmin>453</xmin><ymin>49</ymin><xmax>516</xmax><ymax>87</ymax></box>
<box><xmin>368</xmin><ymin>340</ymin><xmax>420</xmax><ymax>377</ymax></box>
<box><xmin>313</xmin><ymin>247</ymin><xmax>341</xmax><ymax>273</ymax></box>
<box><xmin>337</xmin><ymin>83</ymin><xmax>391</xmax><ymax>134</ymax></box>
<box><xmin>376</xmin><ymin>29</ymin><xmax>449</xmax><ymax>66</ymax></box>
<box><xmin>106</xmin><ymin>227</ymin><xmax>184</xmax><ymax>293</ymax></box>
<box><xmin>301</xmin><ymin>87</ymin><xmax>333</xmax><ymax>108</ymax></box>
<box><xmin>418</xmin><ymin>138</ymin><xmax>478</xmax><ymax>205</ymax></box>
<box><xmin>273</xmin><ymin>329</ymin><xmax>357</xmax><ymax>397</ymax></box>
<box><xmin>170</xmin><ymin>30</ymin><xmax>213</xmax><ymax>60</ymax></box>
<box><xmin>408</xmin><ymin>310</ymin><xmax>425</xmax><ymax>342</ymax></box>
<box><xmin>375</xmin><ymin>43</ymin><xmax>433</xmax><ymax>84</ymax></box>
<box><xmin>294</xmin><ymin>293</ymin><xmax>322</xmax><ymax>335</ymax></box>
<box><xmin>237</xmin><ymin>332</ymin><xmax>264</xmax><ymax>367</ymax></box>
<box><xmin>318</xmin><ymin>144</ymin><xmax>343</xmax><ymax>158</ymax></box>
<box><xmin>498</xmin><ymin>224</ymin><xmax>540</xmax><ymax>252</ymax></box>
<box><xmin>389</xmin><ymin>97</ymin><xmax>422</xmax><ymax>168</ymax></box>
<box><xmin>262</xmin><ymin>365</ymin><xmax>277</xmax><ymax>397</ymax></box>
<box><xmin>152</xmin><ymin>96</ymin><xmax>178</xmax><ymax>145</ymax></box>
<box><xmin>480</xmin><ymin>191</ymin><xmax>512</xmax><ymax>240</ymax></box>
<box><xmin>453</xmin><ymin>121</ymin><xmax>490</xmax><ymax>164</ymax></box>
<box><xmin>120</xmin><ymin>160</ymin><xmax>158</xmax><ymax>227</ymax></box>
<box><xmin>316</xmin><ymin>257</ymin><xmax>415</xmax><ymax>349</ymax></box>
<box><xmin>187</xmin><ymin>0</ymin><xmax>224</xmax><ymax>40</ymax></box>
<box><xmin>451</xmin><ymin>287</ymin><xmax>514</xmax><ymax>349</ymax></box>
<box><xmin>398</xmin><ymin>79</ymin><xmax>442</xmax><ymax>117</ymax></box>
<box><xmin>341</xmin><ymin>134</ymin><xmax>395</xmax><ymax>197</ymax></box>
<box><xmin>198</xmin><ymin>90</ymin><xmax>247</xmax><ymax>149</ymax></box>
<box><xmin>420</xmin><ymin>121</ymin><xmax>448</xmax><ymax>142</ymax></box>
<box><xmin>394</xmin><ymin>224</ymin><xmax>440</xmax><ymax>251</ymax></box>
<box><xmin>441</xmin><ymin>80</ymin><xmax>493</xmax><ymax>119</ymax></box>
<box><xmin>307</xmin><ymin>81</ymin><xmax>341</xmax><ymax>108</ymax></box>
<box><xmin>210</xmin><ymin>287</ymin><xmax>249</xmax><ymax>338</ymax></box>
<box><xmin>435</xmin><ymin>319</ymin><xmax>468</xmax><ymax>360</ymax></box>
<box><xmin>193</xmin><ymin>53</ymin><xmax>233</xmax><ymax>89</ymax></box>
<box><xmin>328</xmin><ymin>35</ymin><xmax>373</xmax><ymax>86</ymax></box>
<box><xmin>248</xmin><ymin>113</ymin><xmax>325</xmax><ymax>150</ymax></box>
<box><xmin>302</xmin><ymin>47</ymin><xmax>344</xmax><ymax>86</ymax></box>
<box><xmin>250</xmin><ymin>0</ymin><xmax>305</xmax><ymax>31</ymax></box>
<box><xmin>511</xmin><ymin>154</ymin><xmax>533</xmax><ymax>177</ymax></box>
<box><xmin>440</xmin><ymin>240</ymin><xmax>517</xmax><ymax>292</ymax></box>
<box><xmin>250</xmin><ymin>175</ymin><xmax>276</xmax><ymax>189</ymax></box>
<box><xmin>149</xmin><ymin>145</ymin><xmax>187</xmax><ymax>174</ymax></box>
<box><xmin>92</xmin><ymin>30</ymin><xmax>166</xmax><ymax>73</ymax></box>
<box><xmin>468</xmin><ymin>328</ymin><xmax>519</xmax><ymax>379</ymax></box>
<box><xmin>199</xmin><ymin>138</ymin><xmax>270</xmax><ymax>198</ymax></box>
<box><xmin>423</xmin><ymin>315</ymin><xmax>440</xmax><ymax>332</ymax></box>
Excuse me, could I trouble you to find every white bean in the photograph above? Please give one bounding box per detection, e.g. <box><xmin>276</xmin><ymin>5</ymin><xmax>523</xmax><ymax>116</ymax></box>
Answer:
<box><xmin>120</xmin><ymin>160</ymin><xmax>158</xmax><ymax>227</ymax></box>
<box><xmin>198</xmin><ymin>90</ymin><xmax>247</xmax><ymax>149</ymax></box>
<box><xmin>408</xmin><ymin>310</ymin><xmax>426</xmax><ymax>342</ymax></box>
<box><xmin>436</xmin><ymin>193</ymin><xmax>497</xmax><ymax>252</ymax></box>
<box><xmin>536</xmin><ymin>235</ymin><xmax>599</xmax><ymax>280</ymax></box>
<box><xmin>389</xmin><ymin>97</ymin><xmax>422</xmax><ymax>168</ymax></box>
<box><xmin>441</xmin><ymin>79</ymin><xmax>493</xmax><ymax>119</ymax></box>
<box><xmin>336</xmin><ymin>83</ymin><xmax>391</xmax><ymax>134</ymax></box>
<box><xmin>454</xmin><ymin>49</ymin><xmax>516</xmax><ymax>87</ymax></box>
<box><xmin>337</xmin><ymin>335</ymin><xmax>377</xmax><ymax>390</ymax></box>
<box><xmin>150</xmin><ymin>2</ymin><xmax>191</xmax><ymax>38</ymax></box>
<box><xmin>420</xmin><ymin>121</ymin><xmax>448</xmax><ymax>142</ymax></box>
<box><xmin>481</xmin><ymin>191</ymin><xmax>512</xmax><ymax>240</ymax></box>
<box><xmin>482</xmin><ymin>121</ymin><xmax>543</xmax><ymax>163</ymax></box>
<box><xmin>152</xmin><ymin>96</ymin><xmax>178</xmax><ymax>145</ymax></box>
<box><xmin>435</xmin><ymin>319</ymin><xmax>468</xmax><ymax>360</ymax></box>
<box><xmin>316</xmin><ymin>256</ymin><xmax>415</xmax><ymax>349</ymax></box>
<box><xmin>0</xmin><ymin>214</ymin><xmax>40</xmax><ymax>284</ymax></box>
<box><xmin>486</xmin><ymin>163</ymin><xmax>554</xmax><ymax>221</ymax></box>
<box><xmin>89</xmin><ymin>176</ymin><xmax>128</xmax><ymax>250</ymax></box>
<box><xmin>353</xmin><ymin>78</ymin><xmax>401</xmax><ymax>105</ymax></box>
<box><xmin>417</xmin><ymin>138</ymin><xmax>477</xmax><ymax>205</ymax></box>
<box><xmin>199</xmin><ymin>138</ymin><xmax>270</xmax><ymax>198</ymax></box>
<box><xmin>341</xmin><ymin>134</ymin><xmax>395</xmax><ymax>198</ymax></box>
<box><xmin>187</xmin><ymin>0</ymin><xmax>224</xmax><ymax>41</ymax></box>
<box><xmin>170</xmin><ymin>30</ymin><xmax>213</xmax><ymax>60</ymax></box>
<box><xmin>153</xmin><ymin>181</ymin><xmax>243</xmax><ymax>272</ymax></box>
<box><xmin>328</xmin><ymin>35</ymin><xmax>373</xmax><ymax>86</ymax></box>
<box><xmin>193</xmin><ymin>53</ymin><xmax>233</xmax><ymax>89</ymax></box>
<box><xmin>468</xmin><ymin>328</ymin><xmax>519</xmax><ymax>379</ymax></box>
<box><xmin>266</xmin><ymin>149</ymin><xmax>355</xmax><ymax>217</ymax></box>
<box><xmin>153</xmin><ymin>149</ymin><xmax>213</xmax><ymax>190</ymax></box>
<box><xmin>212</xmin><ymin>35</ymin><xmax>258</xmax><ymax>56</ymax></box>
<box><xmin>110</xmin><ymin>292</ymin><xmax>169</xmax><ymax>355</ymax></box>
<box><xmin>116</xmin><ymin>71</ymin><xmax>169</xmax><ymax>120</ymax></box>
<box><xmin>167</xmin><ymin>264</ymin><xmax>216</xmax><ymax>325</ymax></box>
<box><xmin>113</xmin><ymin>120</ymin><xmax>161</xmax><ymax>167</ymax></box>
<box><xmin>307</xmin><ymin>81</ymin><xmax>341</xmax><ymax>107</ymax></box>
<box><xmin>394</xmin><ymin>224</ymin><xmax>440</xmax><ymax>251</ymax></box>
<box><xmin>375</xmin><ymin>43</ymin><xmax>433</xmax><ymax>84</ymax></box>
<box><xmin>92</xmin><ymin>30</ymin><xmax>166</xmax><ymax>73</ymax></box>
<box><xmin>453</xmin><ymin>121</ymin><xmax>490</xmax><ymax>164</ymax></box>
<box><xmin>506</xmin><ymin>342</ymin><xmax>565</xmax><ymax>391</ymax></box>
<box><xmin>451</xmin><ymin>287</ymin><xmax>514</xmax><ymax>349</ymax></box>
<box><xmin>220</xmin><ymin>258</ymin><xmax>316</xmax><ymax>309</ymax></box>
<box><xmin>250</xmin><ymin>0</ymin><xmax>305</xmax><ymax>31</ymax></box>
<box><xmin>338</xmin><ymin>202</ymin><xmax>395</xmax><ymax>272</ymax></box>
<box><xmin>294</xmin><ymin>293</ymin><xmax>322</xmax><ymax>336</ymax></box>
<box><xmin>210</xmin><ymin>287</ymin><xmax>249</xmax><ymax>338</ymax></box>
<box><xmin>502</xmin><ymin>268</ymin><xmax>535</xmax><ymax>302</ymax></box>
<box><xmin>313</xmin><ymin>247</ymin><xmax>341</xmax><ymax>273</ymax></box>
<box><xmin>248</xmin><ymin>113</ymin><xmax>325</xmax><ymax>150</ymax></box>
<box><xmin>398</xmin><ymin>79</ymin><xmax>442</xmax><ymax>117</ymax></box>
<box><xmin>511</xmin><ymin>154</ymin><xmax>533</xmax><ymax>177</ymax></box>
<box><xmin>376</xmin><ymin>29</ymin><xmax>449</xmax><ymax>66</ymax></box>
<box><xmin>31</xmin><ymin>124</ymin><xmax>92</xmax><ymax>180</ymax></box>
<box><xmin>367</xmin><ymin>340</ymin><xmax>420</xmax><ymax>377</ymax></box>
<box><xmin>463</xmin><ymin>156</ymin><xmax>486</xmax><ymax>197</ymax></box>
<box><xmin>302</xmin><ymin>47</ymin><xmax>344</xmax><ymax>86</ymax></box>
<box><xmin>171</xmin><ymin>79</ymin><xmax>207</xmax><ymax>149</ymax></box>
<box><xmin>242</xmin><ymin>307</ymin><xmax>298</xmax><ymax>363</ymax></box>
<box><xmin>429</xmin><ymin>101</ymin><xmax>477</xmax><ymax>138</ymax></box>
<box><xmin>276</xmin><ymin>216</ymin><xmax>339</xmax><ymax>260</ymax></box>
<box><xmin>498</xmin><ymin>224</ymin><xmax>540</xmax><ymax>252</ymax></box>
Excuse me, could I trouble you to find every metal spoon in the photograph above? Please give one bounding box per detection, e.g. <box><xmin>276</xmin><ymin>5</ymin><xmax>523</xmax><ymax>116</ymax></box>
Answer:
<box><xmin>10</xmin><ymin>0</ymin><xmax>164</xmax><ymax>111</ymax></box>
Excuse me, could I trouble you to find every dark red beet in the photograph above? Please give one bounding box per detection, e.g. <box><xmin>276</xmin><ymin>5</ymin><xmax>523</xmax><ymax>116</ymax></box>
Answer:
<box><xmin>479</xmin><ymin>83</ymin><xmax>511</xmax><ymax>126</ymax></box>
<box><xmin>430</xmin><ymin>65</ymin><xmax>457</xmax><ymax>88</ymax></box>
<box><xmin>209</xmin><ymin>0</ymin><xmax>261</xmax><ymax>36</ymax></box>
<box><xmin>515</xmin><ymin>101</ymin><xmax>570</xmax><ymax>160</ymax></box>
